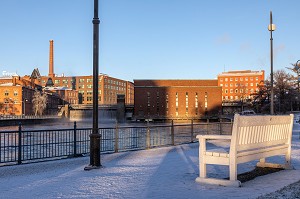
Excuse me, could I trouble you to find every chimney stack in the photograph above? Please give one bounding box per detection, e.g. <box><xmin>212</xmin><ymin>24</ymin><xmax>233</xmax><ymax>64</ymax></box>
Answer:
<box><xmin>49</xmin><ymin>40</ymin><xmax>54</xmax><ymax>77</ymax></box>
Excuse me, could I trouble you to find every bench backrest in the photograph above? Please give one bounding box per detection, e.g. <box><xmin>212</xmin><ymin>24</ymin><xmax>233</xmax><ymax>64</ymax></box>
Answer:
<box><xmin>230</xmin><ymin>114</ymin><xmax>294</xmax><ymax>153</ymax></box>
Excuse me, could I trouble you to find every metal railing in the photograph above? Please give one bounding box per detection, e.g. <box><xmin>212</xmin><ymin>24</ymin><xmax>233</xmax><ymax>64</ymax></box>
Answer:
<box><xmin>0</xmin><ymin>121</ymin><xmax>233</xmax><ymax>166</ymax></box>
<box><xmin>0</xmin><ymin>115</ymin><xmax>59</xmax><ymax>120</ymax></box>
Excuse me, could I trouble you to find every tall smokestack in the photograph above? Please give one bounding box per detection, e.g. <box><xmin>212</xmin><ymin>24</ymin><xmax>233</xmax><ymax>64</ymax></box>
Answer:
<box><xmin>49</xmin><ymin>40</ymin><xmax>54</xmax><ymax>77</ymax></box>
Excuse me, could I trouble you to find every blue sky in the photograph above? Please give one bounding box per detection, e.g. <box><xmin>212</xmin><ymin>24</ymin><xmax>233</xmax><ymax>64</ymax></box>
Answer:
<box><xmin>0</xmin><ymin>0</ymin><xmax>300</xmax><ymax>82</ymax></box>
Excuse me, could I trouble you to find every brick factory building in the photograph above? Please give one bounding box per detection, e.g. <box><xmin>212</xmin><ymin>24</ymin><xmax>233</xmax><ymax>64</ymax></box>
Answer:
<box><xmin>217</xmin><ymin>70</ymin><xmax>265</xmax><ymax>114</ymax></box>
<box><xmin>40</xmin><ymin>75</ymin><xmax>134</xmax><ymax>105</ymax></box>
<box><xmin>39</xmin><ymin>40</ymin><xmax>134</xmax><ymax>106</ymax></box>
<box><xmin>134</xmin><ymin>80</ymin><xmax>222</xmax><ymax>120</ymax></box>
<box><xmin>0</xmin><ymin>71</ymin><xmax>61</xmax><ymax>116</ymax></box>
<box><xmin>217</xmin><ymin>70</ymin><xmax>265</xmax><ymax>101</ymax></box>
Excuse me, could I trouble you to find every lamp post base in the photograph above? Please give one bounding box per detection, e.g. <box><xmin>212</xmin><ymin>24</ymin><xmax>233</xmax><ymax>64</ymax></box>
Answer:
<box><xmin>84</xmin><ymin>165</ymin><xmax>102</xmax><ymax>171</ymax></box>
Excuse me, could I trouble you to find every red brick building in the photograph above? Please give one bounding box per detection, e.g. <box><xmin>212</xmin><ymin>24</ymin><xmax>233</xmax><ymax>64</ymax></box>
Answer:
<box><xmin>217</xmin><ymin>70</ymin><xmax>265</xmax><ymax>101</ymax></box>
<box><xmin>40</xmin><ymin>75</ymin><xmax>134</xmax><ymax>105</ymax></box>
<box><xmin>134</xmin><ymin>80</ymin><xmax>222</xmax><ymax>120</ymax></box>
<box><xmin>0</xmin><ymin>73</ymin><xmax>60</xmax><ymax>116</ymax></box>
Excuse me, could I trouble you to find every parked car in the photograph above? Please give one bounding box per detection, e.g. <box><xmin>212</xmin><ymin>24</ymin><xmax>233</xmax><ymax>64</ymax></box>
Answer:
<box><xmin>241</xmin><ymin>110</ymin><xmax>256</xmax><ymax>115</ymax></box>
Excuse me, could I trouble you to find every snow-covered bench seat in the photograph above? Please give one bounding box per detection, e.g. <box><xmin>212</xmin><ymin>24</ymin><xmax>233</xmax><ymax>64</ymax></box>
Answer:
<box><xmin>196</xmin><ymin>114</ymin><xmax>294</xmax><ymax>187</ymax></box>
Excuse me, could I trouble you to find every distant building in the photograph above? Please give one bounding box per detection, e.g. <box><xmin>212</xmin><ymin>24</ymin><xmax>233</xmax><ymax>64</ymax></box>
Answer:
<box><xmin>134</xmin><ymin>79</ymin><xmax>222</xmax><ymax>120</ymax></box>
<box><xmin>44</xmin><ymin>86</ymin><xmax>78</xmax><ymax>105</ymax></box>
<box><xmin>217</xmin><ymin>70</ymin><xmax>265</xmax><ymax>101</ymax></box>
<box><xmin>37</xmin><ymin>40</ymin><xmax>134</xmax><ymax>106</ymax></box>
<box><xmin>40</xmin><ymin>75</ymin><xmax>134</xmax><ymax>105</ymax></box>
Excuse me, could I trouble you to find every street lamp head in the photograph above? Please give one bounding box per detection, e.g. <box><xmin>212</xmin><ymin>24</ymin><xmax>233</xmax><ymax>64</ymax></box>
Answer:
<box><xmin>268</xmin><ymin>11</ymin><xmax>276</xmax><ymax>31</ymax></box>
<box><xmin>268</xmin><ymin>24</ymin><xmax>276</xmax><ymax>31</ymax></box>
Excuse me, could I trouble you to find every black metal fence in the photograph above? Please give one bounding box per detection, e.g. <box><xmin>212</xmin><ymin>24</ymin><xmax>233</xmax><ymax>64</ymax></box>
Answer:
<box><xmin>0</xmin><ymin>121</ymin><xmax>232</xmax><ymax>166</ymax></box>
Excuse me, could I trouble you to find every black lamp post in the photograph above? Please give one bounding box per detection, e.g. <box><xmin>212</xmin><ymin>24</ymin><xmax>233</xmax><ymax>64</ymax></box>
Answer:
<box><xmin>295</xmin><ymin>60</ymin><xmax>300</xmax><ymax>111</ymax></box>
<box><xmin>268</xmin><ymin>11</ymin><xmax>276</xmax><ymax>115</ymax></box>
<box><xmin>295</xmin><ymin>60</ymin><xmax>300</xmax><ymax>92</ymax></box>
<box><xmin>85</xmin><ymin>0</ymin><xmax>101</xmax><ymax>170</ymax></box>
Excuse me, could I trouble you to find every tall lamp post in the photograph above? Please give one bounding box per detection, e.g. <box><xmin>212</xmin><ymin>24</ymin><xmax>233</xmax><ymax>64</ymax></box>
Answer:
<box><xmin>295</xmin><ymin>60</ymin><xmax>300</xmax><ymax>111</ymax></box>
<box><xmin>85</xmin><ymin>0</ymin><xmax>101</xmax><ymax>170</ymax></box>
<box><xmin>268</xmin><ymin>11</ymin><xmax>276</xmax><ymax>115</ymax></box>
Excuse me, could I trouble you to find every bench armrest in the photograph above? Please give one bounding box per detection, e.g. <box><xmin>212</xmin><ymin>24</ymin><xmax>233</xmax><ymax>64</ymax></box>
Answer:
<box><xmin>196</xmin><ymin>135</ymin><xmax>232</xmax><ymax>140</ymax></box>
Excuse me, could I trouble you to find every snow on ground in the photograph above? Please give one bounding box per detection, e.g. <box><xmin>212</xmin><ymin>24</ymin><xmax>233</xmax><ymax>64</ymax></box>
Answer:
<box><xmin>1</xmin><ymin>125</ymin><xmax>300</xmax><ymax>199</ymax></box>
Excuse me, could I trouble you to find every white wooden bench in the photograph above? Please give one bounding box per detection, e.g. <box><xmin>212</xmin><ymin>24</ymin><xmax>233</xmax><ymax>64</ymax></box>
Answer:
<box><xmin>196</xmin><ymin>114</ymin><xmax>294</xmax><ymax>187</ymax></box>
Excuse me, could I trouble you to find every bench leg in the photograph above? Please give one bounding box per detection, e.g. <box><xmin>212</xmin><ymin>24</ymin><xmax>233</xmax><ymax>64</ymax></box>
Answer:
<box><xmin>229</xmin><ymin>163</ymin><xmax>237</xmax><ymax>181</ymax></box>
<box><xmin>200</xmin><ymin>162</ymin><xmax>206</xmax><ymax>178</ymax></box>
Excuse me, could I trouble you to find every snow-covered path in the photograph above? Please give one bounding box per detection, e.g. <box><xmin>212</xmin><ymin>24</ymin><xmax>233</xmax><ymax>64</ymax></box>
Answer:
<box><xmin>1</xmin><ymin>128</ymin><xmax>300</xmax><ymax>199</ymax></box>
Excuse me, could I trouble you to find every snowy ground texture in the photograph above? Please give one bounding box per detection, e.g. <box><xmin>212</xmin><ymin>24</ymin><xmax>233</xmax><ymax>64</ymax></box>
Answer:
<box><xmin>1</xmin><ymin>127</ymin><xmax>300</xmax><ymax>199</ymax></box>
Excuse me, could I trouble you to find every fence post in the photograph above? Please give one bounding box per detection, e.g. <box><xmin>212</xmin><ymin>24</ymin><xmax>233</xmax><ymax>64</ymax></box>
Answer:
<box><xmin>18</xmin><ymin>122</ymin><xmax>22</xmax><ymax>165</ymax></box>
<box><xmin>206</xmin><ymin>118</ymin><xmax>209</xmax><ymax>134</ymax></box>
<box><xmin>115</xmin><ymin>122</ymin><xmax>119</xmax><ymax>153</ymax></box>
<box><xmin>191</xmin><ymin>119</ymin><xmax>194</xmax><ymax>143</ymax></box>
<box><xmin>146</xmin><ymin>122</ymin><xmax>151</xmax><ymax>149</ymax></box>
<box><xmin>219</xmin><ymin>118</ymin><xmax>222</xmax><ymax>135</ymax></box>
<box><xmin>171</xmin><ymin>120</ymin><xmax>175</xmax><ymax>145</ymax></box>
<box><xmin>73</xmin><ymin>121</ymin><xmax>77</xmax><ymax>157</ymax></box>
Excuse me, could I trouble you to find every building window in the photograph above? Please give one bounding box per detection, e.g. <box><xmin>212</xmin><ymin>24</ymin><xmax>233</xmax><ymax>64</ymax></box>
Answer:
<box><xmin>5</xmin><ymin>90</ymin><xmax>9</xmax><ymax>96</ymax></box>
<box><xmin>204</xmin><ymin>92</ymin><xmax>208</xmax><ymax>109</ymax></box>
<box><xmin>195</xmin><ymin>92</ymin><xmax>198</xmax><ymax>115</ymax></box>
<box><xmin>87</xmin><ymin>79</ymin><xmax>92</xmax><ymax>83</ymax></box>
<box><xmin>185</xmin><ymin>92</ymin><xmax>188</xmax><ymax>115</ymax></box>
<box><xmin>220</xmin><ymin>84</ymin><xmax>223</xmax><ymax>86</ymax></box>
<box><xmin>62</xmin><ymin>79</ymin><xmax>68</xmax><ymax>84</ymax></box>
<box><xmin>147</xmin><ymin>92</ymin><xmax>150</xmax><ymax>115</ymax></box>
<box><xmin>245</xmin><ymin>77</ymin><xmax>248</xmax><ymax>81</ymax></box>
<box><xmin>79</xmin><ymin>79</ymin><xmax>85</xmax><ymax>83</ymax></box>
<box><xmin>235</xmin><ymin>89</ymin><xmax>238</xmax><ymax>93</ymax></box>
<box><xmin>240</xmin><ymin>77</ymin><xmax>243</xmax><ymax>81</ymax></box>
<box><xmin>235</xmin><ymin>78</ymin><xmax>238</xmax><ymax>81</ymax></box>
<box><xmin>250</xmin><ymin>77</ymin><xmax>253</xmax><ymax>81</ymax></box>
<box><xmin>220</xmin><ymin>78</ymin><xmax>223</xmax><ymax>82</ymax></box>
<box><xmin>166</xmin><ymin>94</ymin><xmax>169</xmax><ymax>114</ymax></box>
<box><xmin>225</xmin><ymin>84</ymin><xmax>228</xmax><ymax>87</ymax></box>
<box><xmin>79</xmin><ymin>85</ymin><xmax>84</xmax><ymax>89</ymax></box>
<box><xmin>250</xmin><ymin>83</ymin><xmax>253</xmax><ymax>86</ymax></box>
<box><xmin>156</xmin><ymin>92</ymin><xmax>159</xmax><ymax>115</ymax></box>
<box><xmin>176</xmin><ymin>92</ymin><xmax>178</xmax><ymax>116</ymax></box>
<box><xmin>55</xmin><ymin>80</ymin><xmax>60</xmax><ymax>84</ymax></box>
<box><xmin>225</xmin><ymin>89</ymin><xmax>228</xmax><ymax>94</ymax></box>
<box><xmin>230</xmin><ymin>89</ymin><xmax>233</xmax><ymax>93</ymax></box>
<box><xmin>230</xmin><ymin>84</ymin><xmax>233</xmax><ymax>87</ymax></box>
<box><xmin>14</xmin><ymin>91</ymin><xmax>18</xmax><ymax>96</ymax></box>
<box><xmin>235</xmin><ymin>83</ymin><xmax>239</xmax><ymax>87</ymax></box>
<box><xmin>225</xmin><ymin>78</ymin><xmax>228</xmax><ymax>81</ymax></box>
<box><xmin>256</xmin><ymin>77</ymin><xmax>259</xmax><ymax>81</ymax></box>
<box><xmin>87</xmin><ymin>85</ymin><xmax>92</xmax><ymax>89</ymax></box>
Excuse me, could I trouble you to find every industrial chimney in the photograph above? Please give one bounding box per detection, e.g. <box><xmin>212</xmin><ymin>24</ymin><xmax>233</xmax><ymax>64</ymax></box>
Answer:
<box><xmin>49</xmin><ymin>40</ymin><xmax>54</xmax><ymax>77</ymax></box>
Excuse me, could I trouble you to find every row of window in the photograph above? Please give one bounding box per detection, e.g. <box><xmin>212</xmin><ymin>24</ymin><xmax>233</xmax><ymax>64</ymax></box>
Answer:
<box><xmin>4</xmin><ymin>90</ymin><xmax>18</xmax><ymax>96</ymax></box>
<box><xmin>147</xmin><ymin>92</ymin><xmax>208</xmax><ymax>116</ymax></box>
<box><xmin>223</xmin><ymin>88</ymin><xmax>258</xmax><ymax>94</ymax></box>
<box><xmin>219</xmin><ymin>77</ymin><xmax>259</xmax><ymax>82</ymax></box>
<box><xmin>223</xmin><ymin>96</ymin><xmax>253</xmax><ymax>100</ymax></box>
<box><xmin>105</xmin><ymin>79</ymin><xmax>126</xmax><ymax>86</ymax></box>
<box><xmin>220</xmin><ymin>83</ymin><xmax>259</xmax><ymax>87</ymax></box>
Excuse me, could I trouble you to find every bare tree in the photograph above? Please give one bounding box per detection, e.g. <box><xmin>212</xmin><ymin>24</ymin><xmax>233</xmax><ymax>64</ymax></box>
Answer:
<box><xmin>32</xmin><ymin>91</ymin><xmax>48</xmax><ymax>116</ymax></box>
<box><xmin>252</xmin><ymin>70</ymin><xmax>295</xmax><ymax>113</ymax></box>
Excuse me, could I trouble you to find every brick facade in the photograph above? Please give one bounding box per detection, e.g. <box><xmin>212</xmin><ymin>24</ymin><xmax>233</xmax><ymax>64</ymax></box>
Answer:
<box><xmin>217</xmin><ymin>70</ymin><xmax>265</xmax><ymax>101</ymax></box>
<box><xmin>134</xmin><ymin>80</ymin><xmax>222</xmax><ymax>120</ymax></box>
<box><xmin>40</xmin><ymin>75</ymin><xmax>134</xmax><ymax>105</ymax></box>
